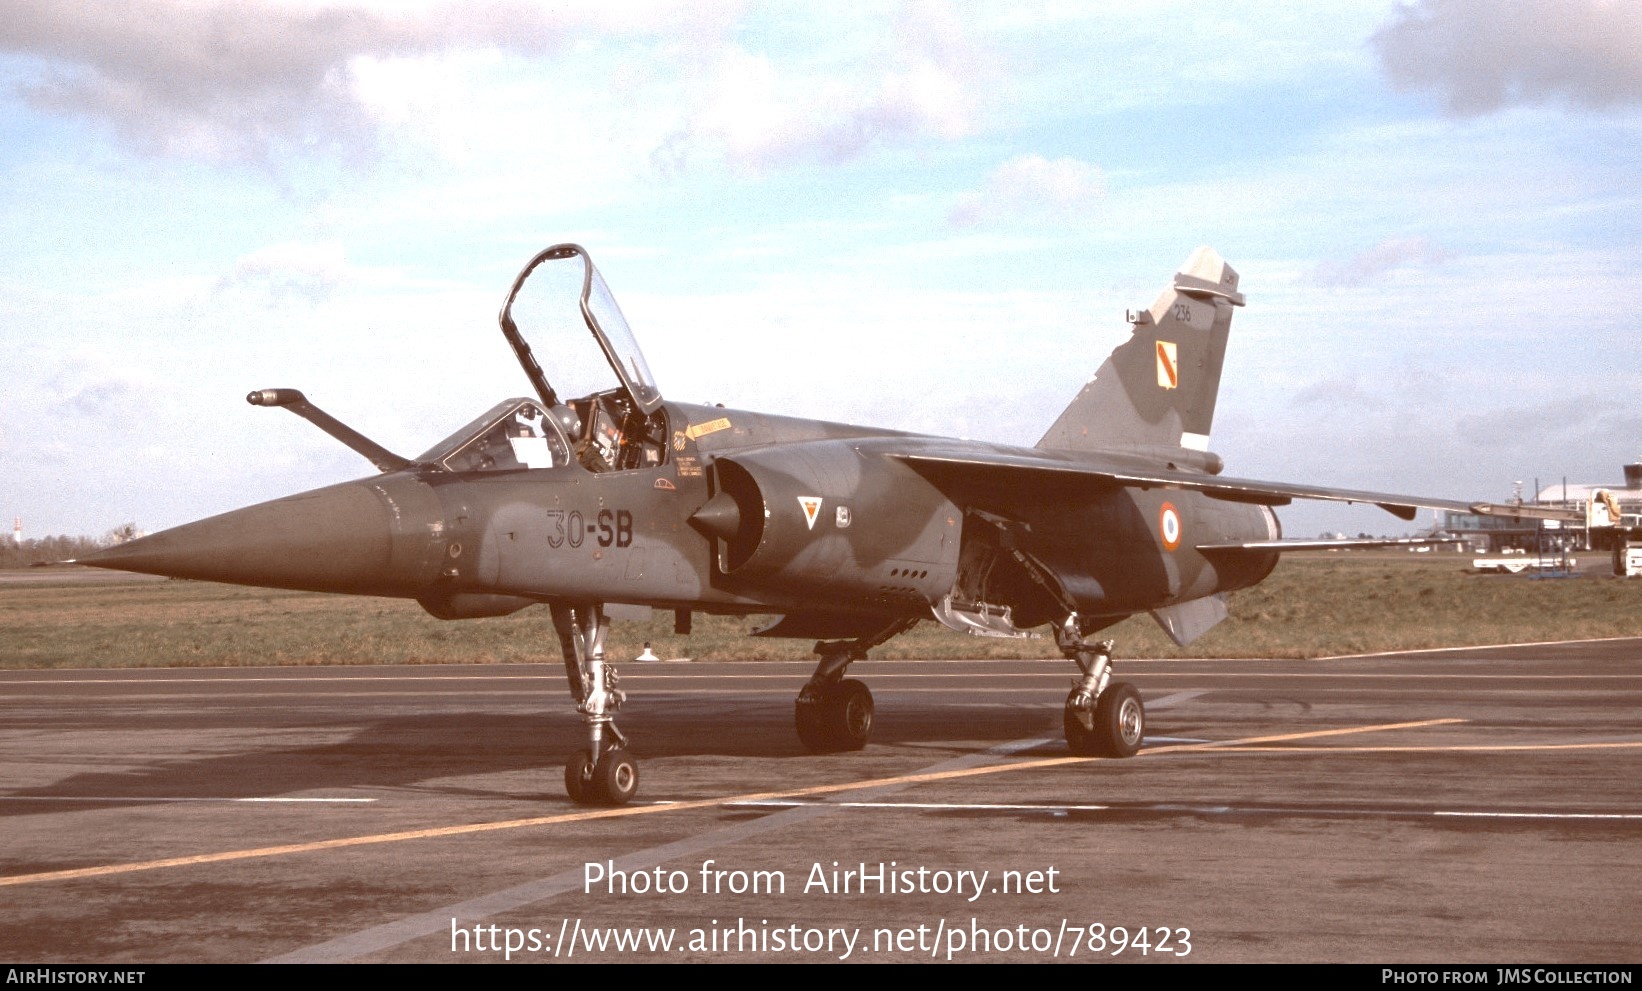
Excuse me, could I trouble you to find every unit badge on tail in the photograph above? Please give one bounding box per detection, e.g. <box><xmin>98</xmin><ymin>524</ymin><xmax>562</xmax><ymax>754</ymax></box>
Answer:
<box><xmin>1156</xmin><ymin>340</ymin><xmax>1178</xmax><ymax>389</ymax></box>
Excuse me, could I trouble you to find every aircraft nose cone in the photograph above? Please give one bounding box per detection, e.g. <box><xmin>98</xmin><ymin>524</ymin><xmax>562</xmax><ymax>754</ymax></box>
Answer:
<box><xmin>80</xmin><ymin>477</ymin><xmax>440</xmax><ymax>596</ymax></box>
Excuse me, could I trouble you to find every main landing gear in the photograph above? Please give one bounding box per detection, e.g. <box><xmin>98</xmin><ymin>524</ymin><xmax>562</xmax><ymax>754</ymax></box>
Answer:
<box><xmin>547</xmin><ymin>606</ymin><xmax>1140</xmax><ymax>803</ymax></box>
<box><xmin>793</xmin><ymin>620</ymin><xmax>916</xmax><ymax>753</ymax></box>
<box><xmin>1056</xmin><ymin>618</ymin><xmax>1144</xmax><ymax>758</ymax></box>
<box><xmin>552</xmin><ymin>603</ymin><xmax>639</xmax><ymax>805</ymax></box>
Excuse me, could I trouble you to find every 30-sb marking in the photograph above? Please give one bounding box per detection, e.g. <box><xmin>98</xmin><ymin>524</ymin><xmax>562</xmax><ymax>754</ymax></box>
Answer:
<box><xmin>545</xmin><ymin>509</ymin><xmax>633</xmax><ymax>549</ymax></box>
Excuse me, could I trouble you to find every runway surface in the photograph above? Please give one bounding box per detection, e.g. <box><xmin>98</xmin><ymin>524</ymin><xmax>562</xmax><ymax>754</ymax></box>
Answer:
<box><xmin>3</xmin><ymin>640</ymin><xmax>1642</xmax><ymax>963</ymax></box>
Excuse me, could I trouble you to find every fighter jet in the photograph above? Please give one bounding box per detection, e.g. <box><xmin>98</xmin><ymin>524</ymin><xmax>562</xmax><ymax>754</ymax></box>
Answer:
<box><xmin>81</xmin><ymin>243</ymin><xmax>1569</xmax><ymax>805</ymax></box>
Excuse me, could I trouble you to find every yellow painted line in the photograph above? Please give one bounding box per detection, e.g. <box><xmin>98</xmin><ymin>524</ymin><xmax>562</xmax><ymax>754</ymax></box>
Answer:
<box><xmin>0</xmin><ymin>717</ymin><xmax>1467</xmax><ymax>889</ymax></box>
<box><xmin>1322</xmin><ymin>634</ymin><xmax>1642</xmax><ymax>660</ymax></box>
<box><xmin>1223</xmin><ymin>717</ymin><xmax>1468</xmax><ymax>744</ymax></box>
<box><xmin>1181</xmin><ymin>741</ymin><xmax>1642</xmax><ymax>755</ymax></box>
<box><xmin>1140</xmin><ymin>717</ymin><xmax>1466</xmax><ymax>754</ymax></box>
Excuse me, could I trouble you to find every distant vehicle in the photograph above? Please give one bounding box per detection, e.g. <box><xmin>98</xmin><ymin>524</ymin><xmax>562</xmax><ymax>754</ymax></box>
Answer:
<box><xmin>1614</xmin><ymin>544</ymin><xmax>1642</xmax><ymax>578</ymax></box>
<box><xmin>1472</xmin><ymin>553</ymin><xmax>1572</xmax><ymax>574</ymax></box>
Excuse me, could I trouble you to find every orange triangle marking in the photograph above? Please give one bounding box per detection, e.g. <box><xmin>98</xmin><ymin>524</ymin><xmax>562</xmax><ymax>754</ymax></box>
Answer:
<box><xmin>798</xmin><ymin>496</ymin><xmax>822</xmax><ymax>530</ymax></box>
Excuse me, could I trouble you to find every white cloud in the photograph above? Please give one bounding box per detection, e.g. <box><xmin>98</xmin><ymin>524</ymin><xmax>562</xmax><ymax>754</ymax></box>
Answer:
<box><xmin>948</xmin><ymin>154</ymin><xmax>1104</xmax><ymax>227</ymax></box>
<box><xmin>0</xmin><ymin>0</ymin><xmax>732</xmax><ymax>164</ymax></box>
<box><xmin>1308</xmin><ymin>236</ymin><xmax>1451</xmax><ymax>288</ymax></box>
<box><xmin>42</xmin><ymin>352</ymin><xmax>158</xmax><ymax>419</ymax></box>
<box><xmin>658</xmin><ymin>1</ymin><xmax>988</xmax><ymax>173</ymax></box>
<box><xmin>2</xmin><ymin>0</ymin><xmax>992</xmax><ymax>184</ymax></box>
<box><xmin>1456</xmin><ymin>395</ymin><xmax>1642</xmax><ymax>448</ymax></box>
<box><xmin>1372</xmin><ymin>0</ymin><xmax>1642</xmax><ymax>115</ymax></box>
<box><xmin>215</xmin><ymin>240</ymin><xmax>353</xmax><ymax>302</ymax></box>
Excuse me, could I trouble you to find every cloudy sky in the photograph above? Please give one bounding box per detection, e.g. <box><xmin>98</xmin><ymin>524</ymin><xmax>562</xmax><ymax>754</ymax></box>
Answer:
<box><xmin>3</xmin><ymin>0</ymin><xmax>1639</xmax><ymax>540</ymax></box>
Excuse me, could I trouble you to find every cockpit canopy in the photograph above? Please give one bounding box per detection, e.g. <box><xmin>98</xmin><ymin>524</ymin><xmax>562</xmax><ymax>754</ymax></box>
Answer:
<box><xmin>499</xmin><ymin>244</ymin><xmax>662</xmax><ymax>416</ymax></box>
<box><xmin>419</xmin><ymin>246</ymin><xmax>671</xmax><ymax>476</ymax></box>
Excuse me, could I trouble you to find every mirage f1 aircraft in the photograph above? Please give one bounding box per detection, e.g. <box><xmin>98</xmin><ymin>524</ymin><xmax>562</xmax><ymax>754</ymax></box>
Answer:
<box><xmin>82</xmin><ymin>244</ymin><xmax>1563</xmax><ymax>805</ymax></box>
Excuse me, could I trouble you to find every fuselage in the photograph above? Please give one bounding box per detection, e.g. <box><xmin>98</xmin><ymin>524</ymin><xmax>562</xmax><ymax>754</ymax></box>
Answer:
<box><xmin>84</xmin><ymin>398</ymin><xmax>1280</xmax><ymax>635</ymax></box>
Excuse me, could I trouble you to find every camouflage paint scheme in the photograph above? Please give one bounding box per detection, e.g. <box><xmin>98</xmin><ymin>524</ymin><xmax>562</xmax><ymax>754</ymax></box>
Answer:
<box><xmin>83</xmin><ymin>244</ymin><xmax>1564</xmax><ymax>804</ymax></box>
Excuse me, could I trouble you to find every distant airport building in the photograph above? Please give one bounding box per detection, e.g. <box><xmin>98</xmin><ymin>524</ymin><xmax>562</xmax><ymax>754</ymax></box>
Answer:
<box><xmin>1441</xmin><ymin>461</ymin><xmax>1642</xmax><ymax>552</ymax></box>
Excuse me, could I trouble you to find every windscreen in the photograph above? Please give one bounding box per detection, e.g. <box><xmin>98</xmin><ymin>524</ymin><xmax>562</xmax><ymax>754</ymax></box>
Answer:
<box><xmin>416</xmin><ymin>399</ymin><xmax>569</xmax><ymax>472</ymax></box>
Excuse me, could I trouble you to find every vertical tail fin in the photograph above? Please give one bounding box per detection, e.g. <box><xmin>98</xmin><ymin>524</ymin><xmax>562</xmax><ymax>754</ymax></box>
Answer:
<box><xmin>1037</xmin><ymin>247</ymin><xmax>1243</xmax><ymax>460</ymax></box>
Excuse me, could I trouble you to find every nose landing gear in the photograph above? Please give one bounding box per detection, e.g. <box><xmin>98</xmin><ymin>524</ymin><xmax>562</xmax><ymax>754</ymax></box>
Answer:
<box><xmin>553</xmin><ymin>603</ymin><xmax>639</xmax><ymax>805</ymax></box>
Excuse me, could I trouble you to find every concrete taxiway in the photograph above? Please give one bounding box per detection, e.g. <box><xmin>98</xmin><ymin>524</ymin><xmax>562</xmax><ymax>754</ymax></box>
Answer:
<box><xmin>3</xmin><ymin>640</ymin><xmax>1641</xmax><ymax>963</ymax></box>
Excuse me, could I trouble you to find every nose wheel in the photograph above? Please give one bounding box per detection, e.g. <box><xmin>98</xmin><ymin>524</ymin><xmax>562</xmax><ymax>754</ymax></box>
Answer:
<box><xmin>552</xmin><ymin>603</ymin><xmax>640</xmax><ymax>806</ymax></box>
<box><xmin>565</xmin><ymin>747</ymin><xmax>640</xmax><ymax>805</ymax></box>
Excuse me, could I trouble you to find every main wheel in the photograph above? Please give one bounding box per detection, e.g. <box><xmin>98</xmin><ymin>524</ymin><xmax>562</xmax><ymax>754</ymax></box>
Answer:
<box><xmin>1092</xmin><ymin>681</ymin><xmax>1144</xmax><ymax>757</ymax></box>
<box><xmin>824</xmin><ymin>679</ymin><xmax>874</xmax><ymax>751</ymax></box>
<box><xmin>795</xmin><ymin>697</ymin><xmax>829</xmax><ymax>752</ymax></box>
<box><xmin>565</xmin><ymin>748</ymin><xmax>601</xmax><ymax>804</ymax></box>
<box><xmin>594</xmin><ymin>750</ymin><xmax>639</xmax><ymax>805</ymax></box>
<box><xmin>1064</xmin><ymin>682</ymin><xmax>1144</xmax><ymax>757</ymax></box>
<box><xmin>794</xmin><ymin>679</ymin><xmax>875</xmax><ymax>752</ymax></box>
<box><xmin>1064</xmin><ymin>690</ymin><xmax>1099</xmax><ymax>756</ymax></box>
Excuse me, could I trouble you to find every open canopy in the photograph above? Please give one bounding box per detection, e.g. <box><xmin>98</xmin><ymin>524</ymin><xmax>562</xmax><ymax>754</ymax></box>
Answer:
<box><xmin>498</xmin><ymin>244</ymin><xmax>663</xmax><ymax>416</ymax></box>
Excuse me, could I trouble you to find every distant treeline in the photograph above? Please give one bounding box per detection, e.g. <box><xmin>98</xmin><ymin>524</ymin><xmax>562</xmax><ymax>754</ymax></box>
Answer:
<box><xmin>0</xmin><ymin>525</ymin><xmax>139</xmax><ymax>569</ymax></box>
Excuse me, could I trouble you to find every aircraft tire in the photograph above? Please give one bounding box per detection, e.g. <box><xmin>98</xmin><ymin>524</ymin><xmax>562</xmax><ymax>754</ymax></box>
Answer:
<box><xmin>1064</xmin><ymin>682</ymin><xmax>1144</xmax><ymax>757</ymax></box>
<box><xmin>794</xmin><ymin>699</ymin><xmax>830</xmax><ymax>753</ymax></box>
<box><xmin>1063</xmin><ymin>692</ymin><xmax>1099</xmax><ymax>755</ymax></box>
<box><xmin>1092</xmin><ymin>682</ymin><xmax>1144</xmax><ymax>757</ymax></box>
<box><xmin>794</xmin><ymin>679</ymin><xmax>874</xmax><ymax>752</ymax></box>
<box><xmin>594</xmin><ymin>750</ymin><xmax>639</xmax><ymax>805</ymax></box>
<box><xmin>565</xmin><ymin>748</ymin><xmax>602</xmax><ymax>804</ymax></box>
<box><xmin>824</xmin><ymin>679</ymin><xmax>874</xmax><ymax>751</ymax></box>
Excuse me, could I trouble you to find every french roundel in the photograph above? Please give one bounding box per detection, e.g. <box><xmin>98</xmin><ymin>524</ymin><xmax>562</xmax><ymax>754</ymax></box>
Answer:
<box><xmin>1158</xmin><ymin>502</ymin><xmax>1182</xmax><ymax>551</ymax></box>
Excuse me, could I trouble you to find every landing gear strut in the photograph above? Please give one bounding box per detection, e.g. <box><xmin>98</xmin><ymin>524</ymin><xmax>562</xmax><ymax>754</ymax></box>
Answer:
<box><xmin>1056</xmin><ymin>617</ymin><xmax>1144</xmax><ymax>757</ymax></box>
<box><xmin>794</xmin><ymin>620</ymin><xmax>916</xmax><ymax>753</ymax></box>
<box><xmin>552</xmin><ymin>603</ymin><xmax>639</xmax><ymax>805</ymax></box>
